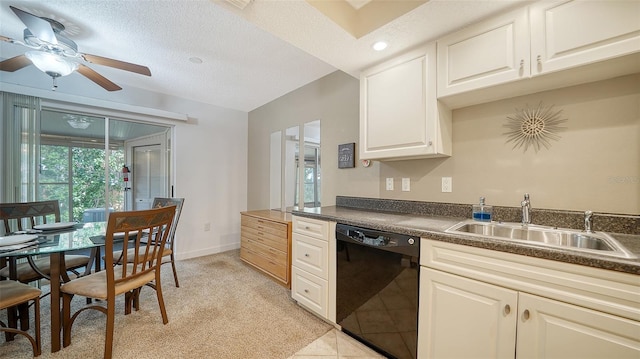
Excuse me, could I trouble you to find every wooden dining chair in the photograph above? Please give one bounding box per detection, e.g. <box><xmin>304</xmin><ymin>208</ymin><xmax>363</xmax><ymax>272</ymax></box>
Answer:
<box><xmin>112</xmin><ymin>197</ymin><xmax>184</xmax><ymax>287</ymax></box>
<box><xmin>60</xmin><ymin>205</ymin><xmax>176</xmax><ymax>359</ymax></box>
<box><xmin>0</xmin><ymin>200</ymin><xmax>92</xmax><ymax>283</ymax></box>
<box><xmin>0</xmin><ymin>280</ymin><xmax>42</xmax><ymax>357</ymax></box>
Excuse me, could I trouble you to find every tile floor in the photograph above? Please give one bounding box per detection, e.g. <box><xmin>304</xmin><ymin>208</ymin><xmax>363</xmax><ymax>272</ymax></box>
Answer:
<box><xmin>289</xmin><ymin>328</ymin><xmax>386</xmax><ymax>359</ymax></box>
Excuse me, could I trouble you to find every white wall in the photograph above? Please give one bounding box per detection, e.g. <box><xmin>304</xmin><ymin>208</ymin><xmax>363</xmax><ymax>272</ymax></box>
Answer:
<box><xmin>381</xmin><ymin>74</ymin><xmax>640</xmax><ymax>214</ymax></box>
<box><xmin>1</xmin><ymin>74</ymin><xmax>248</xmax><ymax>260</ymax></box>
<box><xmin>247</xmin><ymin>72</ymin><xmax>639</xmax><ymax>216</ymax></box>
<box><xmin>248</xmin><ymin>71</ymin><xmax>379</xmax><ymax>211</ymax></box>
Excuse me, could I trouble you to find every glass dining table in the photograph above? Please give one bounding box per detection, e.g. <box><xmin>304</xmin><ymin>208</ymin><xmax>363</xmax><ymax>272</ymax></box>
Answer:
<box><xmin>0</xmin><ymin>222</ymin><xmax>108</xmax><ymax>353</ymax></box>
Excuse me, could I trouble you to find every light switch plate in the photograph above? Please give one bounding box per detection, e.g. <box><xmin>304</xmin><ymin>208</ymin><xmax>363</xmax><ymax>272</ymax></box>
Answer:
<box><xmin>442</xmin><ymin>177</ymin><xmax>452</xmax><ymax>192</ymax></box>
<box><xmin>386</xmin><ymin>178</ymin><xmax>394</xmax><ymax>191</ymax></box>
<box><xmin>402</xmin><ymin>178</ymin><xmax>410</xmax><ymax>191</ymax></box>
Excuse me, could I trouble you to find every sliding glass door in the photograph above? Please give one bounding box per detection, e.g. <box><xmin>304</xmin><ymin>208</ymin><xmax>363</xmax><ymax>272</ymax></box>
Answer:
<box><xmin>1</xmin><ymin>92</ymin><xmax>172</xmax><ymax>223</ymax></box>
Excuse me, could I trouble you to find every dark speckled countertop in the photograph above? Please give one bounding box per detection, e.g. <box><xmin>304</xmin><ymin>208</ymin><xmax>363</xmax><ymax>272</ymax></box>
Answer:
<box><xmin>292</xmin><ymin>198</ymin><xmax>640</xmax><ymax>275</ymax></box>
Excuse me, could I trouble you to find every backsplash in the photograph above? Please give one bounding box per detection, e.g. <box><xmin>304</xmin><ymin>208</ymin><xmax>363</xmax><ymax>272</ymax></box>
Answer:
<box><xmin>336</xmin><ymin>196</ymin><xmax>640</xmax><ymax>235</ymax></box>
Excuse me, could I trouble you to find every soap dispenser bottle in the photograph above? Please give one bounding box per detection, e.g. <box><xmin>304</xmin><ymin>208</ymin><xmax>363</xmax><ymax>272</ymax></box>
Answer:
<box><xmin>472</xmin><ymin>197</ymin><xmax>493</xmax><ymax>222</ymax></box>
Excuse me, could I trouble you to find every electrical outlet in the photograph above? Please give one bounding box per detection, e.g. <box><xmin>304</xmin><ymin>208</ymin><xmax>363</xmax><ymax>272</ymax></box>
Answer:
<box><xmin>402</xmin><ymin>178</ymin><xmax>410</xmax><ymax>192</ymax></box>
<box><xmin>442</xmin><ymin>177</ymin><xmax>452</xmax><ymax>192</ymax></box>
<box><xmin>386</xmin><ymin>178</ymin><xmax>394</xmax><ymax>191</ymax></box>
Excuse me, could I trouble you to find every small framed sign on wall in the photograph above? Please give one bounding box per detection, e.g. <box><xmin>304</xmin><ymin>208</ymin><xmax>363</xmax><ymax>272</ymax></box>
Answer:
<box><xmin>338</xmin><ymin>143</ymin><xmax>355</xmax><ymax>168</ymax></box>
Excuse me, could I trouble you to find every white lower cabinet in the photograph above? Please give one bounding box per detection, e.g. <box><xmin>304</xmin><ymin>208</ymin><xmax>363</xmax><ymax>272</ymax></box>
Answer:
<box><xmin>516</xmin><ymin>292</ymin><xmax>640</xmax><ymax>359</ymax></box>
<box><xmin>418</xmin><ymin>239</ymin><xmax>640</xmax><ymax>358</ymax></box>
<box><xmin>419</xmin><ymin>268</ymin><xmax>518</xmax><ymax>358</ymax></box>
<box><xmin>290</xmin><ymin>215</ymin><xmax>336</xmax><ymax>322</ymax></box>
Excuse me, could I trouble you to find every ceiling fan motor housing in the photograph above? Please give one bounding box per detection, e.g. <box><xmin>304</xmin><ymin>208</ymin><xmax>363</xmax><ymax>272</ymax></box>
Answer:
<box><xmin>23</xmin><ymin>28</ymin><xmax>78</xmax><ymax>56</ymax></box>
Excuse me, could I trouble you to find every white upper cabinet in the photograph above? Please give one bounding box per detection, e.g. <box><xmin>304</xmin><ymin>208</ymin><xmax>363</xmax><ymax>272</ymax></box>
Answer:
<box><xmin>437</xmin><ymin>7</ymin><xmax>530</xmax><ymax>97</ymax></box>
<box><xmin>360</xmin><ymin>43</ymin><xmax>452</xmax><ymax>160</ymax></box>
<box><xmin>437</xmin><ymin>0</ymin><xmax>640</xmax><ymax>108</ymax></box>
<box><xmin>530</xmin><ymin>0</ymin><xmax>640</xmax><ymax>75</ymax></box>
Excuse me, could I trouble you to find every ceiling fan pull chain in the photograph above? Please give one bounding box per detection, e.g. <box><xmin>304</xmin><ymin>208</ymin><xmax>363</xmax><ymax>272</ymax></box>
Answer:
<box><xmin>52</xmin><ymin>76</ymin><xmax>58</xmax><ymax>91</ymax></box>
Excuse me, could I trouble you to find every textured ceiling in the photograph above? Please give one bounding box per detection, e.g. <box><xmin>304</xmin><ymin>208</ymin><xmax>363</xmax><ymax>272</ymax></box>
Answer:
<box><xmin>0</xmin><ymin>0</ymin><xmax>528</xmax><ymax>112</ymax></box>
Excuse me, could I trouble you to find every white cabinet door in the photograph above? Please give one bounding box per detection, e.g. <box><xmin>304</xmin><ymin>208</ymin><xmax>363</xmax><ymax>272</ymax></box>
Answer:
<box><xmin>516</xmin><ymin>292</ymin><xmax>640</xmax><ymax>359</ymax></box>
<box><xmin>437</xmin><ymin>7</ymin><xmax>529</xmax><ymax>97</ymax></box>
<box><xmin>530</xmin><ymin>0</ymin><xmax>640</xmax><ymax>76</ymax></box>
<box><xmin>419</xmin><ymin>267</ymin><xmax>518</xmax><ymax>359</ymax></box>
<box><xmin>360</xmin><ymin>43</ymin><xmax>451</xmax><ymax>160</ymax></box>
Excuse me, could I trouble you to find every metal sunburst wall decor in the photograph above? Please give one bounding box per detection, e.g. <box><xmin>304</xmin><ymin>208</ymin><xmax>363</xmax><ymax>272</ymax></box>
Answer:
<box><xmin>503</xmin><ymin>102</ymin><xmax>567</xmax><ymax>153</ymax></box>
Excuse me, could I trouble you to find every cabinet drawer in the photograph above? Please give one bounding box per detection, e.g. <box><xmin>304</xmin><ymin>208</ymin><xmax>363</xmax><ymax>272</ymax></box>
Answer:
<box><xmin>292</xmin><ymin>234</ymin><xmax>328</xmax><ymax>280</ymax></box>
<box><xmin>242</xmin><ymin>237</ymin><xmax>286</xmax><ymax>263</ymax></box>
<box><xmin>240</xmin><ymin>245</ymin><xmax>287</xmax><ymax>282</ymax></box>
<box><xmin>242</xmin><ymin>215</ymin><xmax>288</xmax><ymax>237</ymax></box>
<box><xmin>292</xmin><ymin>216</ymin><xmax>329</xmax><ymax>240</ymax></box>
<box><xmin>241</xmin><ymin>225</ymin><xmax>288</xmax><ymax>252</ymax></box>
<box><xmin>291</xmin><ymin>266</ymin><xmax>327</xmax><ymax>318</ymax></box>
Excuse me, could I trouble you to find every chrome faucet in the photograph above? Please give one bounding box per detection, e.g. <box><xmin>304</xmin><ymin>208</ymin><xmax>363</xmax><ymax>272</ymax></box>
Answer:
<box><xmin>521</xmin><ymin>193</ymin><xmax>531</xmax><ymax>225</ymax></box>
<box><xmin>584</xmin><ymin>210</ymin><xmax>593</xmax><ymax>233</ymax></box>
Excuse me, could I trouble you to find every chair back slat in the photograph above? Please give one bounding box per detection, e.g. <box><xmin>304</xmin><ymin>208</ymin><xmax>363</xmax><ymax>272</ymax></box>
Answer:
<box><xmin>151</xmin><ymin>198</ymin><xmax>184</xmax><ymax>249</ymax></box>
<box><xmin>0</xmin><ymin>200</ymin><xmax>61</xmax><ymax>235</ymax></box>
<box><xmin>103</xmin><ymin>206</ymin><xmax>176</xmax><ymax>288</ymax></box>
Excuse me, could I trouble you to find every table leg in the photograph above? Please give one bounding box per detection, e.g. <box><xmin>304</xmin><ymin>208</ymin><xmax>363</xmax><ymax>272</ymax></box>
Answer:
<box><xmin>49</xmin><ymin>252</ymin><xmax>62</xmax><ymax>352</ymax></box>
<box><xmin>4</xmin><ymin>257</ymin><xmax>19</xmax><ymax>341</ymax></box>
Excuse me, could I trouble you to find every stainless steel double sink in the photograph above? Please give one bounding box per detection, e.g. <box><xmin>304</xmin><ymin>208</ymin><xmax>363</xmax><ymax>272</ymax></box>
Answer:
<box><xmin>445</xmin><ymin>220</ymin><xmax>636</xmax><ymax>259</ymax></box>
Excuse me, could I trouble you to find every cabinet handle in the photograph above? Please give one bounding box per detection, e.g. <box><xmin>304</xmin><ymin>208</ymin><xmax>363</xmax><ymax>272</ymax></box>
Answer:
<box><xmin>304</xmin><ymin>289</ymin><xmax>309</xmax><ymax>293</ymax></box>
<box><xmin>504</xmin><ymin>304</ymin><xmax>511</xmax><ymax>315</ymax></box>
<box><xmin>522</xmin><ymin>309</ymin><xmax>530</xmax><ymax>321</ymax></box>
<box><xmin>536</xmin><ymin>55</ymin><xmax>541</xmax><ymax>64</ymax></box>
<box><xmin>305</xmin><ymin>226</ymin><xmax>310</xmax><ymax>230</ymax></box>
<box><xmin>519</xmin><ymin>59</ymin><xmax>524</xmax><ymax>70</ymax></box>
<box><xmin>304</xmin><ymin>253</ymin><xmax>310</xmax><ymax>257</ymax></box>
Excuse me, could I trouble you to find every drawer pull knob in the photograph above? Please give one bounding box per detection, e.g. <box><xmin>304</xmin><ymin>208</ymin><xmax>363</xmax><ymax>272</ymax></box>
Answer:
<box><xmin>504</xmin><ymin>304</ymin><xmax>511</xmax><ymax>315</ymax></box>
<box><xmin>304</xmin><ymin>253</ymin><xmax>310</xmax><ymax>257</ymax></box>
<box><xmin>305</xmin><ymin>226</ymin><xmax>310</xmax><ymax>229</ymax></box>
<box><xmin>304</xmin><ymin>289</ymin><xmax>309</xmax><ymax>293</ymax></box>
<box><xmin>522</xmin><ymin>309</ymin><xmax>530</xmax><ymax>321</ymax></box>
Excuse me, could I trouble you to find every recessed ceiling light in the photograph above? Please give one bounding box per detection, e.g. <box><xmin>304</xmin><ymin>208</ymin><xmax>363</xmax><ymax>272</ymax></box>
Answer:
<box><xmin>189</xmin><ymin>57</ymin><xmax>203</xmax><ymax>64</ymax></box>
<box><xmin>372</xmin><ymin>41</ymin><xmax>388</xmax><ymax>51</ymax></box>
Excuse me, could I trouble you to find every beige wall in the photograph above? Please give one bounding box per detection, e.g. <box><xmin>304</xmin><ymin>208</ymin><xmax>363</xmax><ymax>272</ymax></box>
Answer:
<box><xmin>248</xmin><ymin>72</ymin><xmax>639</xmax><ymax>215</ymax></box>
<box><xmin>247</xmin><ymin>71</ymin><xmax>379</xmax><ymax>210</ymax></box>
<box><xmin>382</xmin><ymin>74</ymin><xmax>640</xmax><ymax>214</ymax></box>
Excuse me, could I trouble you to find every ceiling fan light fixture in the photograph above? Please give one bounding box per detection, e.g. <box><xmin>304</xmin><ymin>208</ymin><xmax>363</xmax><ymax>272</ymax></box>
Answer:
<box><xmin>25</xmin><ymin>50</ymin><xmax>78</xmax><ymax>77</ymax></box>
<box><xmin>64</xmin><ymin>115</ymin><xmax>92</xmax><ymax>129</ymax></box>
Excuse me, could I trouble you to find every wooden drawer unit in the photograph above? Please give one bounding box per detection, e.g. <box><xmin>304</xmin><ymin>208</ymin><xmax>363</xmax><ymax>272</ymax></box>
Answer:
<box><xmin>240</xmin><ymin>210</ymin><xmax>292</xmax><ymax>287</ymax></box>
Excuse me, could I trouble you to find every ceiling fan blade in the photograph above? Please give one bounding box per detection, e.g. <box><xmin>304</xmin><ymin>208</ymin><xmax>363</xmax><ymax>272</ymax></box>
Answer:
<box><xmin>77</xmin><ymin>64</ymin><xmax>122</xmax><ymax>91</ymax></box>
<box><xmin>0</xmin><ymin>55</ymin><xmax>32</xmax><ymax>72</ymax></box>
<box><xmin>10</xmin><ymin>6</ymin><xmax>57</xmax><ymax>44</ymax></box>
<box><xmin>82</xmin><ymin>53</ymin><xmax>151</xmax><ymax>76</ymax></box>
<box><xmin>1</xmin><ymin>35</ymin><xmax>15</xmax><ymax>43</ymax></box>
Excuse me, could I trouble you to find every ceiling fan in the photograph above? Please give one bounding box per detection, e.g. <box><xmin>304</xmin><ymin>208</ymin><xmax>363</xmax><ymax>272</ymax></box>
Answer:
<box><xmin>0</xmin><ymin>5</ymin><xmax>151</xmax><ymax>91</ymax></box>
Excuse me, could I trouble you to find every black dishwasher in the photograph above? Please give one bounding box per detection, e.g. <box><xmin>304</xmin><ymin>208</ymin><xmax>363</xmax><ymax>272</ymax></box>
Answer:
<box><xmin>336</xmin><ymin>223</ymin><xmax>419</xmax><ymax>359</ymax></box>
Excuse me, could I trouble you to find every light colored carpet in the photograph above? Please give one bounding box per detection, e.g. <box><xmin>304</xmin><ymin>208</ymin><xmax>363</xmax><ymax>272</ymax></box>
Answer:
<box><xmin>0</xmin><ymin>250</ymin><xmax>332</xmax><ymax>358</ymax></box>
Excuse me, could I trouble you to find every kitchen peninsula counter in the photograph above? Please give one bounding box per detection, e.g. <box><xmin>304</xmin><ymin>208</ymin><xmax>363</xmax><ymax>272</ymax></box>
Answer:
<box><xmin>292</xmin><ymin>200</ymin><xmax>640</xmax><ymax>275</ymax></box>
